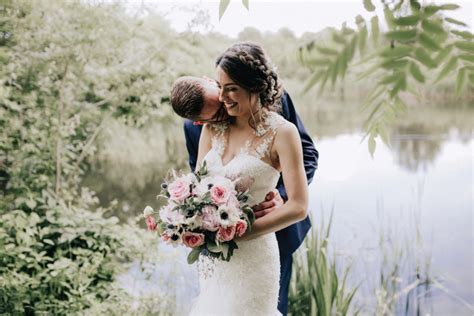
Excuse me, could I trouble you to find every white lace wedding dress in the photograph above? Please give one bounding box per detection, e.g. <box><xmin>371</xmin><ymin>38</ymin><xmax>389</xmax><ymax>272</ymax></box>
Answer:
<box><xmin>189</xmin><ymin>111</ymin><xmax>286</xmax><ymax>316</ymax></box>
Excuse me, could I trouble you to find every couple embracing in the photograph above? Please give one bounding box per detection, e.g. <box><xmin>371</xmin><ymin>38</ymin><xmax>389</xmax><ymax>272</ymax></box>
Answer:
<box><xmin>170</xmin><ymin>42</ymin><xmax>319</xmax><ymax>315</ymax></box>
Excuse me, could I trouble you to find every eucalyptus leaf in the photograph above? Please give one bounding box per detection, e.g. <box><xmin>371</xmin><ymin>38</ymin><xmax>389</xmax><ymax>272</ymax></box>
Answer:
<box><xmin>187</xmin><ymin>247</ymin><xmax>202</xmax><ymax>264</ymax></box>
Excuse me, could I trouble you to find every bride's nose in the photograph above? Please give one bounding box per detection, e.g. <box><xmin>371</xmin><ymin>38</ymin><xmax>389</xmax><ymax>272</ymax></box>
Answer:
<box><xmin>218</xmin><ymin>88</ymin><xmax>226</xmax><ymax>103</ymax></box>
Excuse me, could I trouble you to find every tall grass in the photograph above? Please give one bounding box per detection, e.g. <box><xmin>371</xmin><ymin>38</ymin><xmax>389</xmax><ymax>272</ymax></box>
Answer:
<box><xmin>288</xmin><ymin>212</ymin><xmax>359</xmax><ymax>316</ymax></box>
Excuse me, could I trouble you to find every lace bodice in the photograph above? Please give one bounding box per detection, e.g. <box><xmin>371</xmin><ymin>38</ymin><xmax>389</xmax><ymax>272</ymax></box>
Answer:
<box><xmin>202</xmin><ymin>111</ymin><xmax>287</xmax><ymax>205</ymax></box>
<box><xmin>189</xmin><ymin>111</ymin><xmax>286</xmax><ymax>315</ymax></box>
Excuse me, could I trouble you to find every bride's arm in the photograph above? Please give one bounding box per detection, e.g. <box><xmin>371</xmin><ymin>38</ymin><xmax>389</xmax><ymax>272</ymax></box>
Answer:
<box><xmin>195</xmin><ymin>124</ymin><xmax>213</xmax><ymax>170</ymax></box>
<box><xmin>240</xmin><ymin>123</ymin><xmax>308</xmax><ymax>241</ymax></box>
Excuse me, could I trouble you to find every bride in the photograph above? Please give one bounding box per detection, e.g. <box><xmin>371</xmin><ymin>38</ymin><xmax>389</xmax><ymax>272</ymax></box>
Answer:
<box><xmin>189</xmin><ymin>42</ymin><xmax>308</xmax><ymax>315</ymax></box>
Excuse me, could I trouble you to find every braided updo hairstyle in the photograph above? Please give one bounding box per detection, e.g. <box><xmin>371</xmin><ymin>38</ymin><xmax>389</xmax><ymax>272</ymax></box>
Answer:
<box><xmin>215</xmin><ymin>42</ymin><xmax>282</xmax><ymax>111</ymax></box>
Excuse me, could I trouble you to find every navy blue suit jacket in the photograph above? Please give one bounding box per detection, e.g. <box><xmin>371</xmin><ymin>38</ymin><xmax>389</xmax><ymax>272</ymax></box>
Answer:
<box><xmin>183</xmin><ymin>91</ymin><xmax>319</xmax><ymax>258</ymax></box>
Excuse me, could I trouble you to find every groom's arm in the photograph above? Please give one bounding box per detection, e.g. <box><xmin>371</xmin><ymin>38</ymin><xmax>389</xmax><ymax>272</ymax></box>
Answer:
<box><xmin>277</xmin><ymin>91</ymin><xmax>318</xmax><ymax>200</ymax></box>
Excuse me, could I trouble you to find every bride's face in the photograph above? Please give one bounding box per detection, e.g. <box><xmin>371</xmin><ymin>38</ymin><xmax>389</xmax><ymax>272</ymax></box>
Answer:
<box><xmin>216</xmin><ymin>66</ymin><xmax>259</xmax><ymax>117</ymax></box>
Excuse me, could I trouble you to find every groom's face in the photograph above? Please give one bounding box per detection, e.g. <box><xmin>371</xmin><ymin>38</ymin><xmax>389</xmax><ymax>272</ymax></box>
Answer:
<box><xmin>195</xmin><ymin>80</ymin><xmax>227</xmax><ymax>124</ymax></box>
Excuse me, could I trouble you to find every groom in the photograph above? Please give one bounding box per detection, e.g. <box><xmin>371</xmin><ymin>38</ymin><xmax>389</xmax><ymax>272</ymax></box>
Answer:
<box><xmin>170</xmin><ymin>76</ymin><xmax>318</xmax><ymax>315</ymax></box>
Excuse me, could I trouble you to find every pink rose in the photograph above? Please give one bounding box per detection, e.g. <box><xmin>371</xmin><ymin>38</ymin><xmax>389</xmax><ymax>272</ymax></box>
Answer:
<box><xmin>235</xmin><ymin>220</ymin><xmax>248</xmax><ymax>237</ymax></box>
<box><xmin>168</xmin><ymin>176</ymin><xmax>192</xmax><ymax>202</ymax></box>
<box><xmin>182</xmin><ymin>232</ymin><xmax>205</xmax><ymax>248</ymax></box>
<box><xmin>216</xmin><ymin>225</ymin><xmax>236</xmax><ymax>242</ymax></box>
<box><xmin>211</xmin><ymin>185</ymin><xmax>231</xmax><ymax>205</ymax></box>
<box><xmin>201</xmin><ymin>206</ymin><xmax>220</xmax><ymax>232</ymax></box>
<box><xmin>146</xmin><ymin>216</ymin><xmax>157</xmax><ymax>231</ymax></box>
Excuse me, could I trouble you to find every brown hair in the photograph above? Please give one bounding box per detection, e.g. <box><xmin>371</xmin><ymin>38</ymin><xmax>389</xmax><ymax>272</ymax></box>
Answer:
<box><xmin>215</xmin><ymin>42</ymin><xmax>282</xmax><ymax>111</ymax></box>
<box><xmin>170</xmin><ymin>76</ymin><xmax>205</xmax><ymax>119</ymax></box>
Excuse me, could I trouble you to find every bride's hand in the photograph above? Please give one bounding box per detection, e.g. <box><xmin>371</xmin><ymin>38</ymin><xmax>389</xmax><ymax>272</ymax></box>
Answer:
<box><xmin>252</xmin><ymin>189</ymin><xmax>284</xmax><ymax>219</ymax></box>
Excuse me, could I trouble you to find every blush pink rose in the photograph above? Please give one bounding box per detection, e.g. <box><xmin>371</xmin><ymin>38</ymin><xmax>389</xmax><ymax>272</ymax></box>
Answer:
<box><xmin>216</xmin><ymin>225</ymin><xmax>236</xmax><ymax>242</ymax></box>
<box><xmin>146</xmin><ymin>216</ymin><xmax>157</xmax><ymax>231</ymax></box>
<box><xmin>235</xmin><ymin>220</ymin><xmax>248</xmax><ymax>237</ymax></box>
<box><xmin>182</xmin><ymin>232</ymin><xmax>205</xmax><ymax>248</ymax></box>
<box><xmin>168</xmin><ymin>177</ymin><xmax>191</xmax><ymax>202</ymax></box>
<box><xmin>211</xmin><ymin>185</ymin><xmax>231</xmax><ymax>205</ymax></box>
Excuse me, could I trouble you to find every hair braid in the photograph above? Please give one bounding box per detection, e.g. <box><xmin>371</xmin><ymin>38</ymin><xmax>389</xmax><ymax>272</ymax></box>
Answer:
<box><xmin>219</xmin><ymin>44</ymin><xmax>282</xmax><ymax>108</ymax></box>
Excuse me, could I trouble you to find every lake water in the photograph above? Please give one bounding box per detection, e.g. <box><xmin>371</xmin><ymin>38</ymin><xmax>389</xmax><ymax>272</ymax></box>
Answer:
<box><xmin>84</xmin><ymin>102</ymin><xmax>473</xmax><ymax>314</ymax></box>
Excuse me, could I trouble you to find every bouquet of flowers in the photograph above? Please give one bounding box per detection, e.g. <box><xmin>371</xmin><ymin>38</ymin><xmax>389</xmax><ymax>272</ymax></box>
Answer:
<box><xmin>143</xmin><ymin>162</ymin><xmax>255</xmax><ymax>264</ymax></box>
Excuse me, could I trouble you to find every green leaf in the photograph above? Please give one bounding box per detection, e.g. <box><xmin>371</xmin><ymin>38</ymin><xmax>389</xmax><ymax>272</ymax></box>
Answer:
<box><xmin>355</xmin><ymin>14</ymin><xmax>365</xmax><ymax>26</ymax></box>
<box><xmin>394</xmin><ymin>15</ymin><xmax>420</xmax><ymax>26</ymax></box>
<box><xmin>219</xmin><ymin>0</ymin><xmax>231</xmax><ymax>20</ymax></box>
<box><xmin>410</xmin><ymin>0</ymin><xmax>421</xmax><ymax>12</ymax></box>
<box><xmin>381</xmin><ymin>59</ymin><xmax>409</xmax><ymax>70</ymax></box>
<box><xmin>371</xmin><ymin>16</ymin><xmax>379</xmax><ymax>44</ymax></box>
<box><xmin>434</xmin><ymin>56</ymin><xmax>458</xmax><ymax>83</ymax></box>
<box><xmin>241</xmin><ymin>0</ymin><xmax>249</xmax><ymax>10</ymax></box>
<box><xmin>439</xmin><ymin>4</ymin><xmax>460</xmax><ymax>10</ymax></box>
<box><xmin>368</xmin><ymin>136</ymin><xmax>376</xmax><ymax>157</ymax></box>
<box><xmin>468</xmin><ymin>74</ymin><xmax>474</xmax><ymax>84</ymax></box>
<box><xmin>434</xmin><ymin>45</ymin><xmax>453</xmax><ymax>64</ymax></box>
<box><xmin>414</xmin><ymin>48</ymin><xmax>437</xmax><ymax>68</ymax></box>
<box><xmin>386</xmin><ymin>30</ymin><xmax>417</xmax><ymax>41</ymax></box>
<box><xmin>384</xmin><ymin>7</ymin><xmax>396</xmax><ymax>29</ymax></box>
<box><xmin>423</xmin><ymin>5</ymin><xmax>441</xmax><ymax>17</ymax></box>
<box><xmin>303</xmin><ymin>71</ymin><xmax>325</xmax><ymax>93</ymax></box>
<box><xmin>381</xmin><ymin>45</ymin><xmax>413</xmax><ymax>58</ymax></box>
<box><xmin>43</xmin><ymin>239</ymin><xmax>55</xmax><ymax>246</ymax></box>
<box><xmin>422</xmin><ymin>19</ymin><xmax>444</xmax><ymax>34</ymax></box>
<box><xmin>454</xmin><ymin>41</ymin><xmax>474</xmax><ymax>53</ymax></box>
<box><xmin>359</xmin><ymin>25</ymin><xmax>368</xmax><ymax>55</ymax></box>
<box><xmin>187</xmin><ymin>248</ymin><xmax>201</xmax><ymax>264</ymax></box>
<box><xmin>363</xmin><ymin>0</ymin><xmax>376</xmax><ymax>12</ymax></box>
<box><xmin>380</xmin><ymin>72</ymin><xmax>404</xmax><ymax>85</ymax></box>
<box><xmin>207</xmin><ymin>242</ymin><xmax>221</xmax><ymax>253</ymax></box>
<box><xmin>445</xmin><ymin>17</ymin><xmax>467</xmax><ymax>27</ymax></box>
<box><xmin>390</xmin><ymin>76</ymin><xmax>407</xmax><ymax>98</ymax></box>
<box><xmin>458</xmin><ymin>54</ymin><xmax>474</xmax><ymax>63</ymax></box>
<box><xmin>419</xmin><ymin>32</ymin><xmax>440</xmax><ymax>51</ymax></box>
<box><xmin>409</xmin><ymin>62</ymin><xmax>425</xmax><ymax>82</ymax></box>
<box><xmin>316</xmin><ymin>46</ymin><xmax>338</xmax><ymax>55</ymax></box>
<box><xmin>455</xmin><ymin>68</ymin><xmax>467</xmax><ymax>96</ymax></box>
<box><xmin>332</xmin><ymin>32</ymin><xmax>347</xmax><ymax>45</ymax></box>
<box><xmin>451</xmin><ymin>30</ymin><xmax>474</xmax><ymax>40</ymax></box>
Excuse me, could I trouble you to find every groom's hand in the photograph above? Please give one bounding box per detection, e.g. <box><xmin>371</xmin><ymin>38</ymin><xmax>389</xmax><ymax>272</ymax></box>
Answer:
<box><xmin>252</xmin><ymin>189</ymin><xmax>284</xmax><ymax>219</ymax></box>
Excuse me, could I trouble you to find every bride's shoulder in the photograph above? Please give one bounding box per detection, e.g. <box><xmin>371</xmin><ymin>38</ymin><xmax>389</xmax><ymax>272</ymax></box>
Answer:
<box><xmin>266</xmin><ymin>111</ymin><xmax>295</xmax><ymax>133</ymax></box>
<box><xmin>270</xmin><ymin>114</ymin><xmax>299</xmax><ymax>147</ymax></box>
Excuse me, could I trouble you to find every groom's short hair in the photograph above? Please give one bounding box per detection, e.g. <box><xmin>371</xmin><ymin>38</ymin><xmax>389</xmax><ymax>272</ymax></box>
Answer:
<box><xmin>170</xmin><ymin>76</ymin><xmax>205</xmax><ymax>120</ymax></box>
